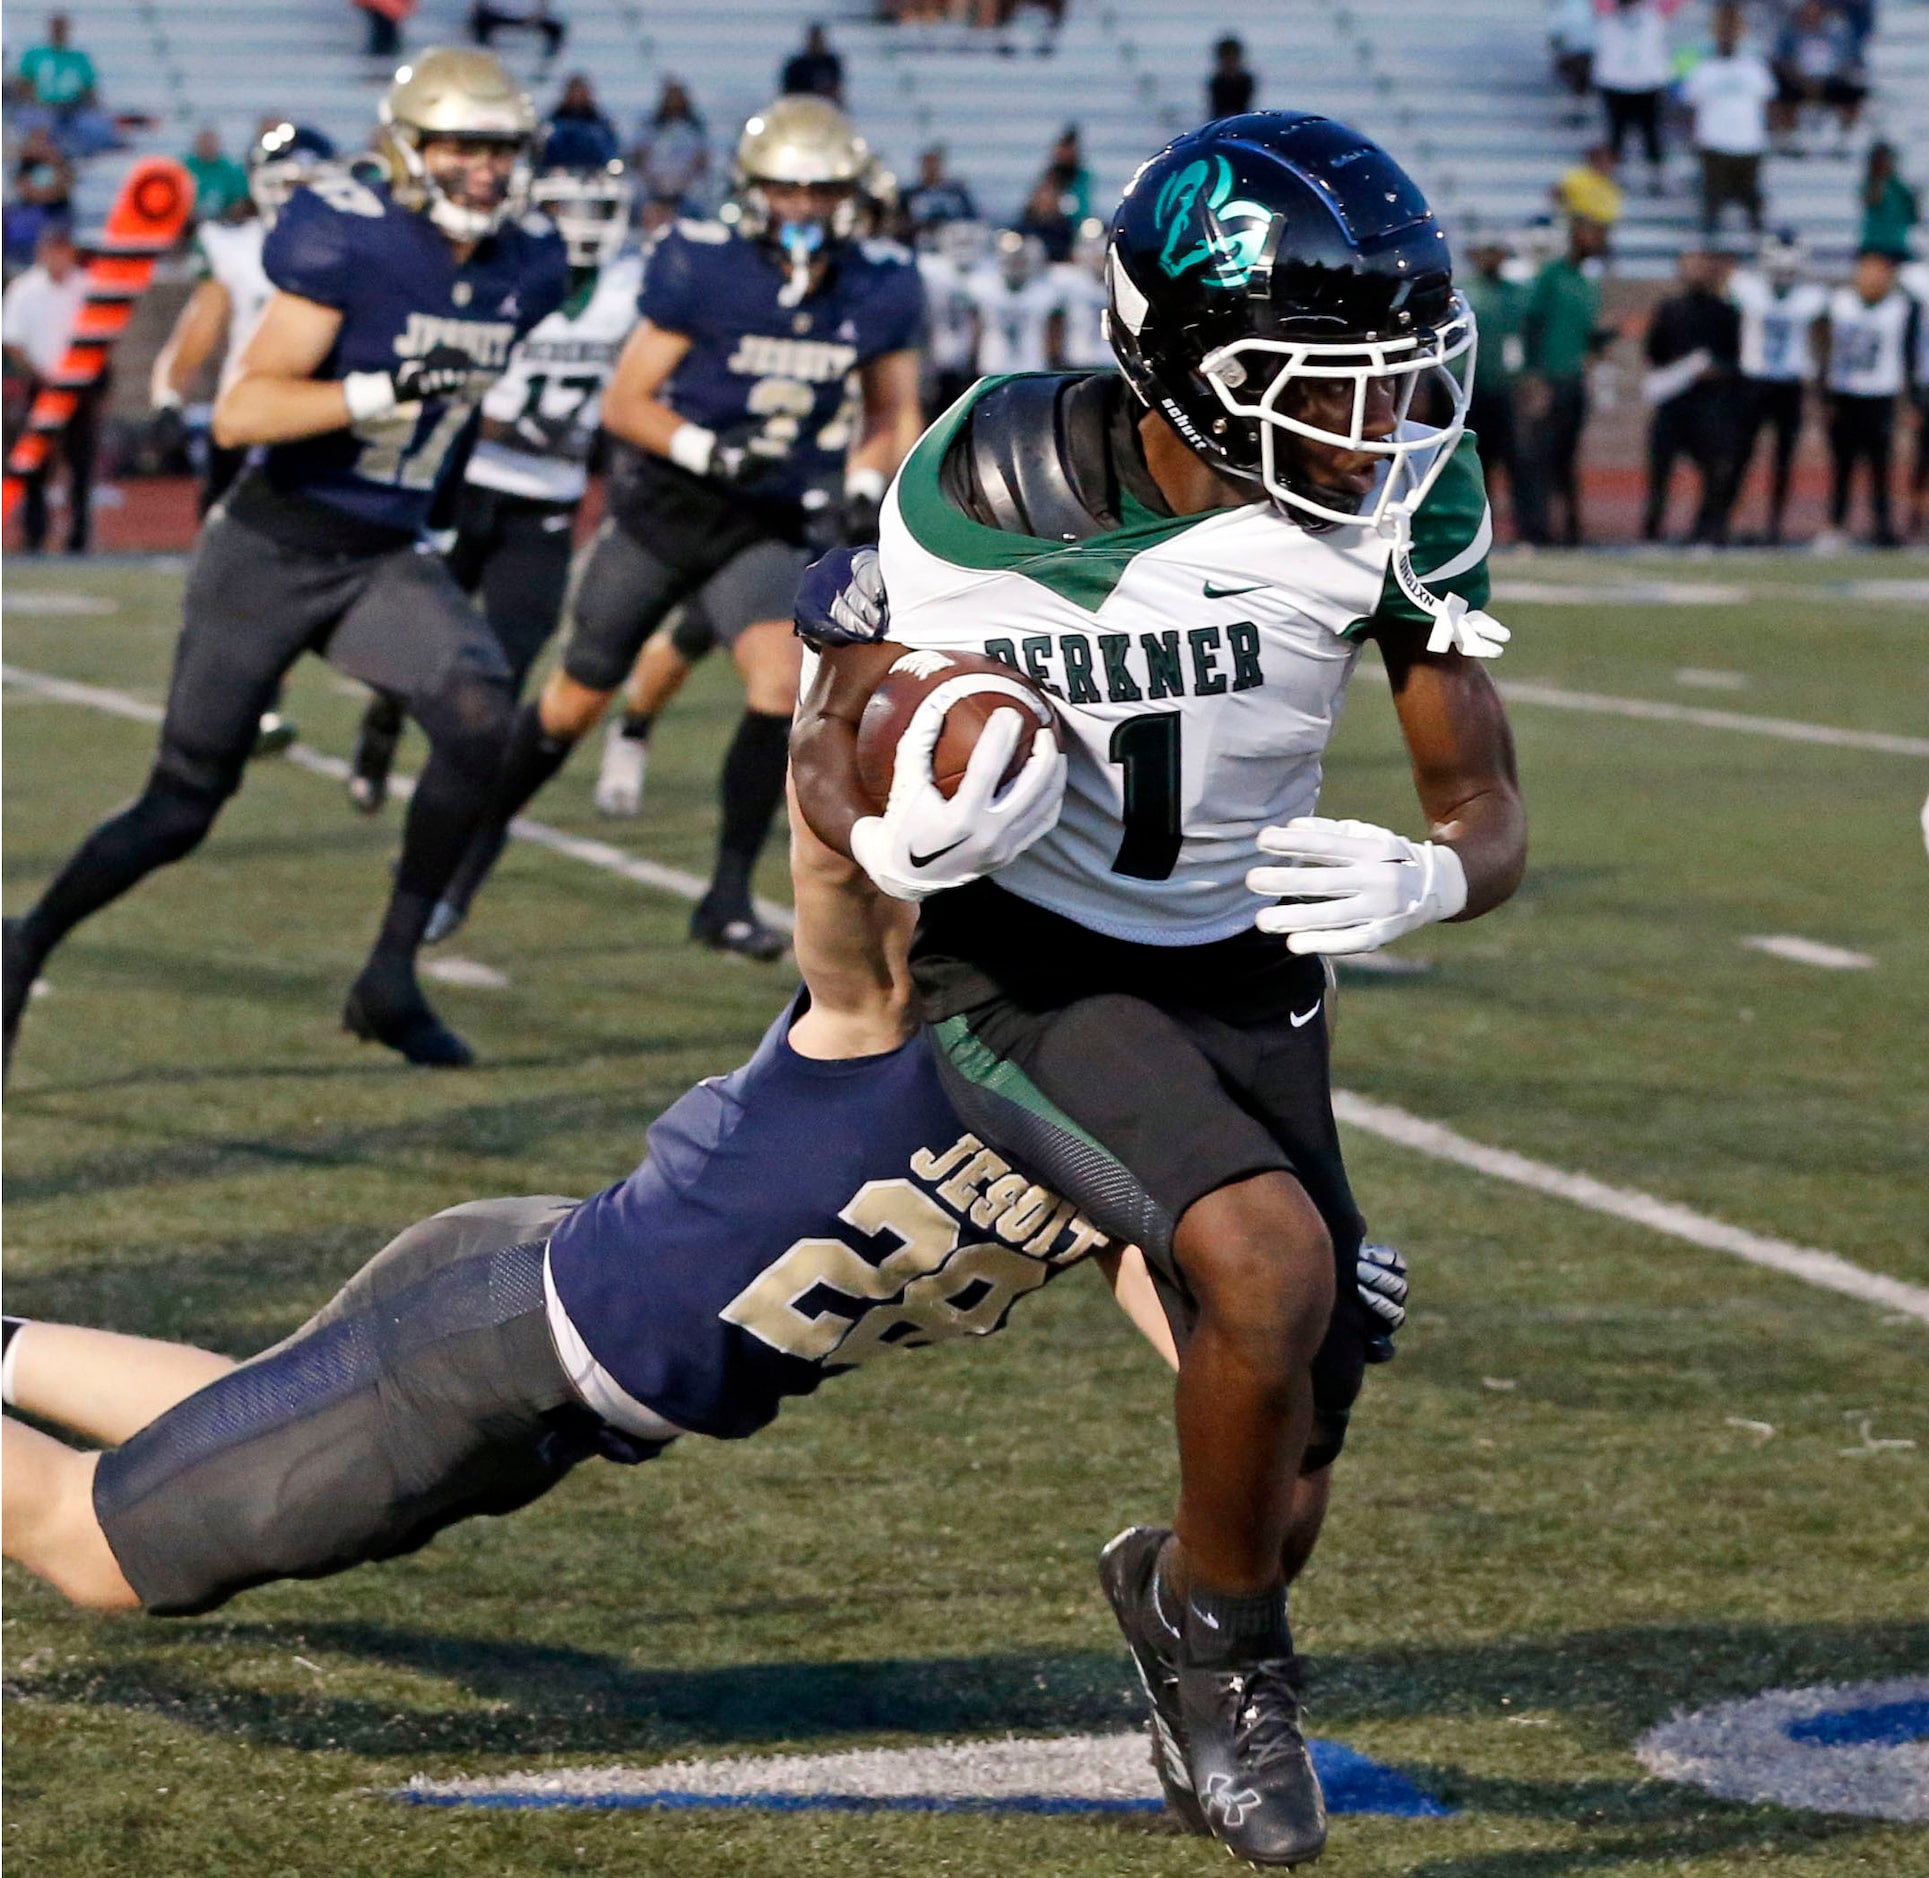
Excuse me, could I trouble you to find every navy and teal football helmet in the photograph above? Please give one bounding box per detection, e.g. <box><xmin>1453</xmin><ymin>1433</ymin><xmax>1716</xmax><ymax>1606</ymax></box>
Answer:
<box><xmin>1106</xmin><ymin>112</ymin><xmax>1475</xmax><ymax>530</ymax></box>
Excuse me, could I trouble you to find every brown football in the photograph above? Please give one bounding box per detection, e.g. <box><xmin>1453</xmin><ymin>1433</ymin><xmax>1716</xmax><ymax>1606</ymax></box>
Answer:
<box><xmin>855</xmin><ymin>650</ymin><xmax>1061</xmax><ymax>810</ymax></box>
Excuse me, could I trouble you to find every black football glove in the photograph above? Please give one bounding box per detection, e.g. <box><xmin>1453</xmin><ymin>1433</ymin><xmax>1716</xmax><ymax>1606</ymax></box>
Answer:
<box><xmin>837</xmin><ymin>486</ymin><xmax>882</xmax><ymax>547</ymax></box>
<box><xmin>708</xmin><ymin>420</ymin><xmax>791</xmax><ymax>488</ymax></box>
<box><xmin>391</xmin><ymin>344</ymin><xmax>483</xmax><ymax>403</ymax></box>
<box><xmin>1357</xmin><ymin>1240</ymin><xmax>1409</xmax><ymax>1364</ymax></box>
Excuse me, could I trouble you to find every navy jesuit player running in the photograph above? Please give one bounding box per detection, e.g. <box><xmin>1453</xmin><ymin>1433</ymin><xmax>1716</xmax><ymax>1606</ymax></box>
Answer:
<box><xmin>2</xmin><ymin>50</ymin><xmax>567</xmax><ymax>1071</ymax></box>
<box><xmin>0</xmin><ymin>789</ymin><xmax>1413</xmax><ymax>1626</ymax></box>
<box><xmin>450</xmin><ymin>95</ymin><xmax>925</xmax><ymax>961</ymax></box>
<box><xmin>795</xmin><ymin>114</ymin><xmax>1526</xmax><ymax>1865</ymax></box>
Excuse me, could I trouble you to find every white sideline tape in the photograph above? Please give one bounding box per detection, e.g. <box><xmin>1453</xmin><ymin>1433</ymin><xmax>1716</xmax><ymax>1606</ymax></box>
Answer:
<box><xmin>1331</xmin><ymin>1092</ymin><xmax>1929</xmax><ymax>1325</ymax></box>
<box><xmin>1497</xmin><ymin>682</ymin><xmax>1929</xmax><ymax>759</ymax></box>
<box><xmin>8</xmin><ymin>663</ymin><xmax>1921</xmax><ymax>1324</ymax></box>
<box><xmin>0</xmin><ymin>665</ymin><xmax>794</xmax><ymax>931</ymax></box>
<box><xmin>1741</xmin><ymin>934</ymin><xmax>1875</xmax><ymax>971</ymax></box>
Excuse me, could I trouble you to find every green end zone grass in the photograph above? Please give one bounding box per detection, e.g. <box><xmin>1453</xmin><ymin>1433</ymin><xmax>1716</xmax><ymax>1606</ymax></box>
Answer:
<box><xmin>4</xmin><ymin>553</ymin><xmax>1925</xmax><ymax>1876</ymax></box>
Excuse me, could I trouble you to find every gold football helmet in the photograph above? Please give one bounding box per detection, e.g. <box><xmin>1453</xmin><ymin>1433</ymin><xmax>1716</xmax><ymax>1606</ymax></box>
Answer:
<box><xmin>374</xmin><ymin>48</ymin><xmax>537</xmax><ymax>240</ymax></box>
<box><xmin>731</xmin><ymin>98</ymin><xmax>870</xmax><ymax>301</ymax></box>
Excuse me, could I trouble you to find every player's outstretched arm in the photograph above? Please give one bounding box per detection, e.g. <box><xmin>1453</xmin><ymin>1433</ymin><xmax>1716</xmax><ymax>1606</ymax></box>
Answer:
<box><xmin>151</xmin><ymin>278</ymin><xmax>232</xmax><ymax>408</ymax></box>
<box><xmin>1380</xmin><ymin>635</ymin><xmax>1527</xmax><ymax>921</ymax></box>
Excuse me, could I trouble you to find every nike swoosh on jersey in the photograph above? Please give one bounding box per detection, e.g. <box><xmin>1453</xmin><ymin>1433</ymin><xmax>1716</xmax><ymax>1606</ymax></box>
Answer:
<box><xmin>1289</xmin><ymin>1003</ymin><xmax>1321</xmax><ymax>1027</ymax></box>
<box><xmin>908</xmin><ymin>837</ymin><xmax>970</xmax><ymax>869</ymax></box>
<box><xmin>1202</xmin><ymin>580</ymin><xmax>1266</xmax><ymax>599</ymax></box>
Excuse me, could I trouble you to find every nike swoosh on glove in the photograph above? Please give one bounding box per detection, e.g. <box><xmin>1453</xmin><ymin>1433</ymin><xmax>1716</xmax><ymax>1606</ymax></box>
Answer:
<box><xmin>1246</xmin><ymin>816</ymin><xmax>1467</xmax><ymax>956</ymax></box>
<box><xmin>850</xmin><ymin>685</ymin><xmax>1065</xmax><ymax>902</ymax></box>
<box><xmin>794</xmin><ymin>544</ymin><xmax>890</xmax><ymax>650</ymax></box>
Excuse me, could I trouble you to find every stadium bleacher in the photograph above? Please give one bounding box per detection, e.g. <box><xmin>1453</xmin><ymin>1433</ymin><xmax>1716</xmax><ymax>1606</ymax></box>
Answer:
<box><xmin>63</xmin><ymin>0</ymin><xmax>1929</xmax><ymax>276</ymax></box>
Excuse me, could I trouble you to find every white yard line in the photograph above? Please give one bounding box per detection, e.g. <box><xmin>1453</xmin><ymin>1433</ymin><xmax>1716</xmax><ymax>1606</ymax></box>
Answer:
<box><xmin>1741</xmin><ymin>935</ymin><xmax>1875</xmax><ymax>971</ymax></box>
<box><xmin>8</xmin><ymin>662</ymin><xmax>1920</xmax><ymax>1324</ymax></box>
<box><xmin>1496</xmin><ymin>682</ymin><xmax>1929</xmax><ymax>759</ymax></box>
<box><xmin>1333</xmin><ymin>1092</ymin><xmax>1929</xmax><ymax>1324</ymax></box>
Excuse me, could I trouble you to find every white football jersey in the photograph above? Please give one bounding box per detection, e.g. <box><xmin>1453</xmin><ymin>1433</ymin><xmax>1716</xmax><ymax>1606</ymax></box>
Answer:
<box><xmin>195</xmin><ymin>218</ymin><xmax>272</xmax><ymax>396</ymax></box>
<box><xmin>1901</xmin><ymin>261</ymin><xmax>1929</xmax><ymax>384</ymax></box>
<box><xmin>967</xmin><ymin>268</ymin><xmax>1063</xmax><ymax>375</ymax></box>
<box><xmin>1051</xmin><ymin>263</ymin><xmax>1109</xmax><ymax>368</ymax></box>
<box><xmin>1728</xmin><ymin>271</ymin><xmax>1827</xmax><ymax>382</ymax></box>
<box><xmin>917</xmin><ymin>250</ymin><xmax>980</xmax><ymax>374</ymax></box>
<box><xmin>879</xmin><ymin>377</ymin><xmax>1493</xmax><ymax>945</ymax></box>
<box><xmin>1824</xmin><ymin>287</ymin><xmax>1915</xmax><ymax>398</ymax></box>
<box><xmin>468</xmin><ymin>250</ymin><xmax>644</xmax><ymax>503</ymax></box>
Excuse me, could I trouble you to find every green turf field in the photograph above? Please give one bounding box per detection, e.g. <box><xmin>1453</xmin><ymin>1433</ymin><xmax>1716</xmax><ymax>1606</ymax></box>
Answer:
<box><xmin>4</xmin><ymin>552</ymin><xmax>1926</xmax><ymax>1877</ymax></box>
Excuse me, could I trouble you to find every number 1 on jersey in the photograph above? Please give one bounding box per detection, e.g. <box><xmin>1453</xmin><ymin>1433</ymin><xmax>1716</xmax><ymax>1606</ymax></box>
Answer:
<box><xmin>1108</xmin><ymin>712</ymin><xmax>1183</xmax><ymax>880</ymax></box>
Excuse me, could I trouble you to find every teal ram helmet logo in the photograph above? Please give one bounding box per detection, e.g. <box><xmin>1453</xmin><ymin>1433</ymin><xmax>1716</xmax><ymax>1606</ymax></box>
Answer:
<box><xmin>1153</xmin><ymin>154</ymin><xmax>1274</xmax><ymax>287</ymax></box>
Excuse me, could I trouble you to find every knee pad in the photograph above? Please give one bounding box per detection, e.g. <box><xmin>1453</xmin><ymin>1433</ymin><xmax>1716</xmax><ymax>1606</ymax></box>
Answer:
<box><xmin>418</xmin><ymin>672</ymin><xmax>514</xmax><ymax>782</ymax></box>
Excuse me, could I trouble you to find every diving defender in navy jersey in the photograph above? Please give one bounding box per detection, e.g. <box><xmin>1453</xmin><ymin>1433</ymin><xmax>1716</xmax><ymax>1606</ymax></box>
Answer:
<box><xmin>2</xmin><ymin>50</ymin><xmax>567</xmax><ymax>1072</ymax></box>
<box><xmin>0</xmin><ymin>793</ymin><xmax>1411</xmax><ymax>1645</ymax></box>
<box><xmin>456</xmin><ymin>95</ymin><xmax>926</xmax><ymax>963</ymax></box>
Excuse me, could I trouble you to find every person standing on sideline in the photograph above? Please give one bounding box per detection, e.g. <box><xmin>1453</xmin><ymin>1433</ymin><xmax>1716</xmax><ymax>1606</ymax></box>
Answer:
<box><xmin>1642</xmin><ymin>246</ymin><xmax>1746</xmax><ymax>545</ymax></box>
<box><xmin>1517</xmin><ymin>214</ymin><xmax>1612</xmax><ymax>546</ymax></box>
<box><xmin>1728</xmin><ymin>228</ymin><xmax>1827</xmax><ymax>543</ymax></box>
<box><xmin>1462</xmin><ymin>235</ymin><xmax>1527</xmax><ymax>535</ymax></box>
<box><xmin>1</xmin><ymin>225</ymin><xmax>94</xmax><ymax>555</ymax></box>
<box><xmin>1207</xmin><ymin>37</ymin><xmax>1256</xmax><ymax>118</ymax></box>
<box><xmin>1815</xmin><ymin>249</ymin><xmax>1918</xmax><ymax>550</ymax></box>
<box><xmin>1857</xmin><ymin>143</ymin><xmax>1918</xmax><ymax>262</ymax></box>
<box><xmin>1593</xmin><ymin>0</ymin><xmax>1673</xmax><ymax>197</ymax></box>
<box><xmin>1679</xmin><ymin>4</ymin><xmax>1775</xmax><ymax>238</ymax></box>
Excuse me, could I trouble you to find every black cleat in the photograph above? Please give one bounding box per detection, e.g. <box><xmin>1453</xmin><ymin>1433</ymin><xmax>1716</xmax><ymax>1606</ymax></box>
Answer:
<box><xmin>1178</xmin><ymin>1609</ymin><xmax>1326</xmax><ymax>1867</ymax></box>
<box><xmin>1098</xmin><ymin>1526</ymin><xmax>1209</xmax><ymax>1835</ymax></box>
<box><xmin>252</xmin><ymin>711</ymin><xmax>299</xmax><ymax>758</ymax></box>
<box><xmin>342</xmin><ymin>966</ymin><xmax>474</xmax><ymax>1068</ymax></box>
<box><xmin>4</xmin><ymin>918</ymin><xmax>39</xmax><ymax>1078</ymax></box>
<box><xmin>347</xmin><ymin>698</ymin><xmax>404</xmax><ymax>815</ymax></box>
<box><xmin>689</xmin><ymin>897</ymin><xmax>787</xmax><ymax>963</ymax></box>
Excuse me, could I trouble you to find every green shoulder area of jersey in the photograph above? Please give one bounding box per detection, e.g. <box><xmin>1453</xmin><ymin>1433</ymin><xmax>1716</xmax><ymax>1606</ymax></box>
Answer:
<box><xmin>893</xmin><ymin>372</ymin><xmax>1211</xmax><ymax>613</ymax></box>
<box><xmin>1344</xmin><ymin>430</ymin><xmax>1494</xmax><ymax>640</ymax></box>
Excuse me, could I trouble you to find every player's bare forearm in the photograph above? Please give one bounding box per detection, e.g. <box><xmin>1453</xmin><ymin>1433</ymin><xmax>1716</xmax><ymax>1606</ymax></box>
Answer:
<box><xmin>211</xmin><ymin>290</ymin><xmax>346</xmax><ymax>447</ymax></box>
<box><xmin>600</xmin><ymin>320</ymin><xmax>693</xmax><ymax>456</ymax></box>
<box><xmin>153</xmin><ymin>279</ymin><xmax>230</xmax><ymax>404</ymax></box>
<box><xmin>1380</xmin><ymin>635</ymin><xmax>1527</xmax><ymax>919</ymax></box>
<box><xmin>1096</xmin><ymin>1246</ymin><xmax>1181</xmax><ymax>1371</ymax></box>
<box><xmin>786</xmin><ymin>779</ymin><xmax>917</xmax><ymax>1060</ymax></box>
<box><xmin>789</xmin><ymin>639</ymin><xmax>910</xmax><ymax>856</ymax></box>
<box><xmin>850</xmin><ymin>349</ymin><xmax>924</xmax><ymax>479</ymax></box>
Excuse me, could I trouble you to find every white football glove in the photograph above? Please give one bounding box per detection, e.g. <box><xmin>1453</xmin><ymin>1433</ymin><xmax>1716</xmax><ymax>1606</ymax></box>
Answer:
<box><xmin>1424</xmin><ymin>590</ymin><xmax>1511</xmax><ymax>659</ymax></box>
<box><xmin>850</xmin><ymin>686</ymin><xmax>1066</xmax><ymax>903</ymax></box>
<box><xmin>1246</xmin><ymin>816</ymin><xmax>1467</xmax><ymax>956</ymax></box>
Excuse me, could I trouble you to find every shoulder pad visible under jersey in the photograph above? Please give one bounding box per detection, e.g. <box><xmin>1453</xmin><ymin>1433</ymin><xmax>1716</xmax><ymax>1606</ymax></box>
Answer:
<box><xmin>297</xmin><ymin>162</ymin><xmax>390</xmax><ymax>220</ymax></box>
<box><xmin>859</xmin><ymin>236</ymin><xmax>914</xmax><ymax>268</ymax></box>
<box><xmin>953</xmin><ymin>372</ymin><xmax>1116</xmax><ymax>544</ymax></box>
<box><xmin>518</xmin><ymin>209</ymin><xmax>558</xmax><ymax>242</ymax></box>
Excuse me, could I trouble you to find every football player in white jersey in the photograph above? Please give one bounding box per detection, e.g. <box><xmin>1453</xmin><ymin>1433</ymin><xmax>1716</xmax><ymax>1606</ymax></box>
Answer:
<box><xmin>149</xmin><ymin>121</ymin><xmax>337</xmax><ymax>755</ymax></box>
<box><xmin>792</xmin><ymin>113</ymin><xmax>1523</xmax><ymax>1868</ymax></box>
<box><xmin>916</xmin><ymin>218</ymin><xmax>990</xmax><ymax>415</ymax></box>
<box><xmin>344</xmin><ymin>126</ymin><xmax>641</xmax><ymax>932</ymax></box>
<box><xmin>1727</xmin><ymin>228</ymin><xmax>1828</xmax><ymax>543</ymax></box>
<box><xmin>1052</xmin><ymin>215</ymin><xmax>1112</xmax><ymax>368</ymax></box>
<box><xmin>967</xmin><ymin>229</ymin><xmax>1063</xmax><ymax>374</ymax></box>
<box><xmin>1816</xmin><ymin>249</ymin><xmax>1919</xmax><ymax>549</ymax></box>
<box><xmin>1900</xmin><ymin>255</ymin><xmax>1929</xmax><ymax>538</ymax></box>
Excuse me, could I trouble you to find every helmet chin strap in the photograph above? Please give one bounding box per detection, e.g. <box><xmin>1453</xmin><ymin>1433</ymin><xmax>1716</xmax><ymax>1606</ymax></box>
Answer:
<box><xmin>776</xmin><ymin>220</ymin><xmax>823</xmax><ymax>307</ymax></box>
<box><xmin>1379</xmin><ymin>501</ymin><xmax>1510</xmax><ymax>659</ymax></box>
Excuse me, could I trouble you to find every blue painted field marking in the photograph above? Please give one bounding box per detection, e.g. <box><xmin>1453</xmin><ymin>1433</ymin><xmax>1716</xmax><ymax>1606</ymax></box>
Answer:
<box><xmin>1786</xmin><ymin>1699</ymin><xmax>1929</xmax><ymax>1750</ymax></box>
<box><xmin>392</xmin><ymin>1731</ymin><xmax>1456</xmax><ymax>1818</ymax></box>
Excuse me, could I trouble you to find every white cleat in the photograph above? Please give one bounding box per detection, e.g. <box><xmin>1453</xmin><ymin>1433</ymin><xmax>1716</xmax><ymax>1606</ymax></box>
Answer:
<box><xmin>594</xmin><ymin>721</ymin><xmax>648</xmax><ymax>817</ymax></box>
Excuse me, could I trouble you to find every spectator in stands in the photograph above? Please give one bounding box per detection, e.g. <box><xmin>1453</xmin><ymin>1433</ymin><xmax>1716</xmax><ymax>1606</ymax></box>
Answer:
<box><xmin>6</xmin><ymin>126</ymin><xmax>74</xmax><ymax>274</ymax></box>
<box><xmin>1592</xmin><ymin>0</ymin><xmax>1673</xmax><ymax>197</ymax></box>
<box><xmin>355</xmin><ymin>0</ymin><xmax>413</xmax><ymax>61</ymax></box>
<box><xmin>1</xmin><ymin>225</ymin><xmax>97</xmax><ymax>554</ymax></box>
<box><xmin>1642</xmin><ymin>245</ymin><xmax>1746</xmax><ymax>544</ymax></box>
<box><xmin>1857</xmin><ymin>142</ymin><xmax>1918</xmax><ymax>261</ymax></box>
<box><xmin>16</xmin><ymin>14</ymin><xmax>119</xmax><ymax>158</ymax></box>
<box><xmin>632</xmin><ymin>80</ymin><xmax>709</xmax><ymax>231</ymax></box>
<box><xmin>1017</xmin><ymin>127</ymin><xmax>1090</xmax><ymax>264</ymax></box>
<box><xmin>1516</xmin><ymin>214</ymin><xmax>1615</xmax><ymax>546</ymax></box>
<box><xmin>1547</xmin><ymin>0</ymin><xmax>1596</xmax><ymax>119</ymax></box>
<box><xmin>1555</xmin><ymin>145</ymin><xmax>1624</xmax><ymax>228</ymax></box>
<box><xmin>1771</xmin><ymin>1</ymin><xmax>1866</xmax><ymax>153</ymax></box>
<box><xmin>184</xmin><ymin>129</ymin><xmax>251</xmax><ymax>227</ymax></box>
<box><xmin>551</xmin><ymin>73</ymin><xmax>617</xmax><ymax>151</ymax></box>
<box><xmin>903</xmin><ymin>147</ymin><xmax>978</xmax><ymax>238</ymax></box>
<box><xmin>1208</xmin><ymin>37</ymin><xmax>1257</xmax><ymax>118</ymax></box>
<box><xmin>470</xmin><ymin>0</ymin><xmax>566</xmax><ymax>63</ymax></box>
<box><xmin>781</xmin><ymin>25</ymin><xmax>844</xmax><ymax>105</ymax></box>
<box><xmin>1462</xmin><ymin>236</ymin><xmax>1527</xmax><ymax>535</ymax></box>
<box><xmin>1680</xmin><ymin>4</ymin><xmax>1775</xmax><ymax>237</ymax></box>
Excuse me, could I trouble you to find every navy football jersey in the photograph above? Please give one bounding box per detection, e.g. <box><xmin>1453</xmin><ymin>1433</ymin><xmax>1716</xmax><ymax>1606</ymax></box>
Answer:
<box><xmin>544</xmin><ymin>999</ymin><xmax>1114</xmax><ymax>1440</ymax></box>
<box><xmin>638</xmin><ymin>220</ymin><xmax>924</xmax><ymax>507</ymax></box>
<box><xmin>259</xmin><ymin>168</ymin><xmax>568</xmax><ymax>531</ymax></box>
